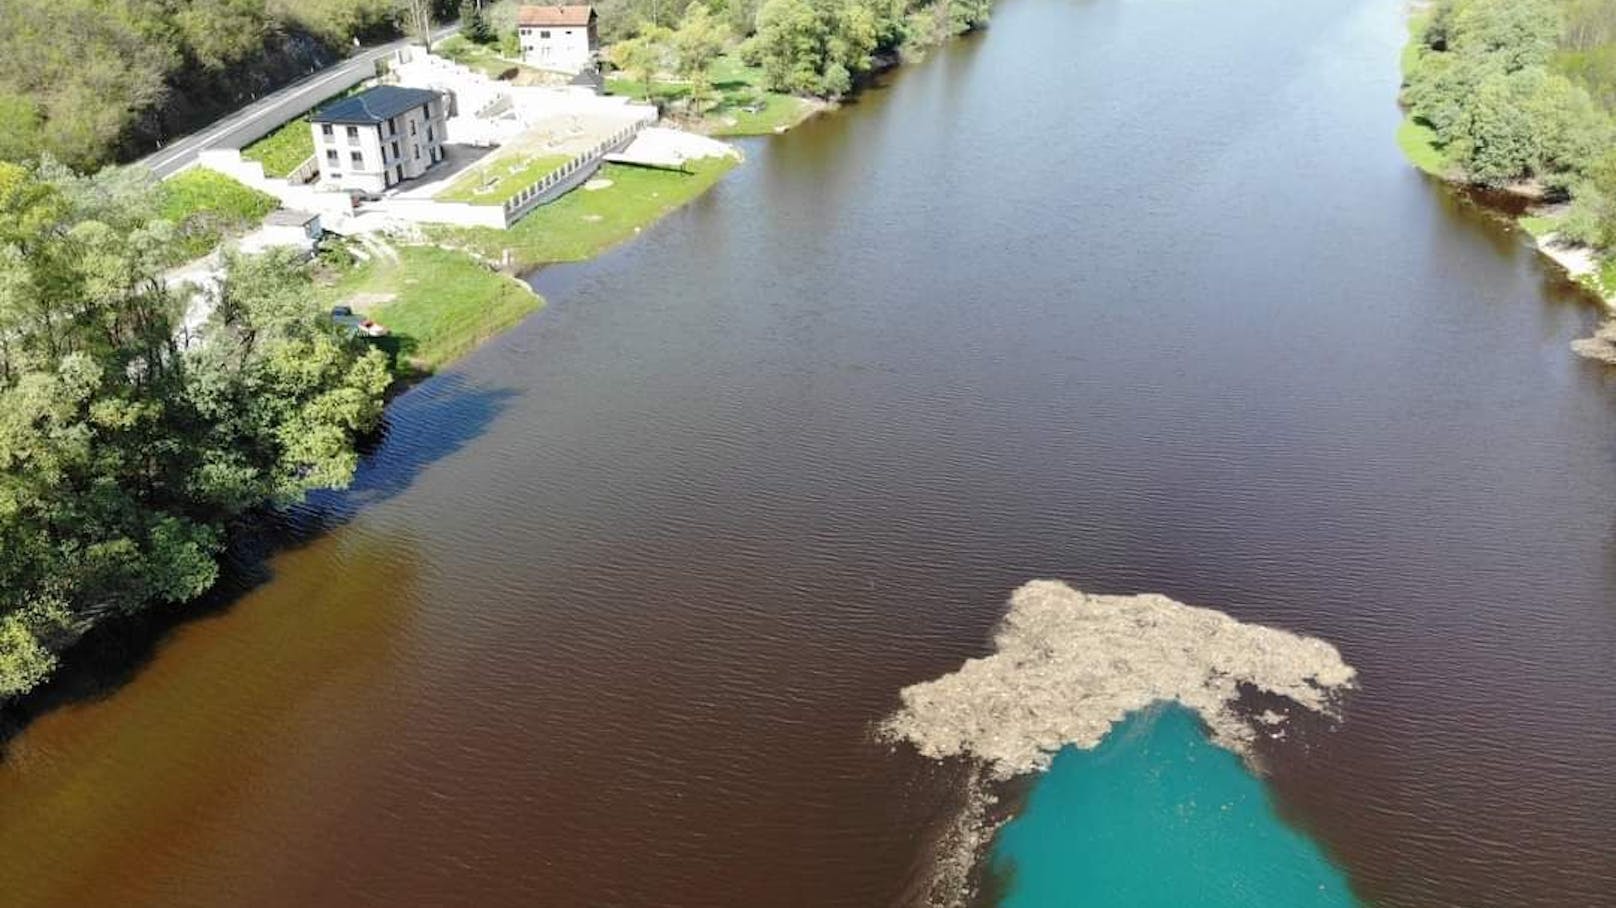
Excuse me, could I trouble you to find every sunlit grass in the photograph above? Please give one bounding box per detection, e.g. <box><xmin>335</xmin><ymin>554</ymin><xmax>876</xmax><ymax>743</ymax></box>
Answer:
<box><xmin>429</xmin><ymin>156</ymin><xmax>737</xmax><ymax>270</ymax></box>
<box><xmin>1396</xmin><ymin>117</ymin><xmax>1448</xmax><ymax>177</ymax></box>
<box><xmin>435</xmin><ymin>153</ymin><xmax>573</xmax><ymax>205</ymax></box>
<box><xmin>159</xmin><ymin>167</ymin><xmax>279</xmax><ymax>262</ymax></box>
<box><xmin>319</xmin><ymin>245</ymin><xmax>542</xmax><ymax>375</ymax></box>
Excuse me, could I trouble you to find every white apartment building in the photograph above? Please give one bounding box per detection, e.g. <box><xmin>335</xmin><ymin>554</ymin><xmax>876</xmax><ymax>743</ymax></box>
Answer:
<box><xmin>309</xmin><ymin>86</ymin><xmax>449</xmax><ymax>194</ymax></box>
<box><xmin>518</xmin><ymin>5</ymin><xmax>599</xmax><ymax>72</ymax></box>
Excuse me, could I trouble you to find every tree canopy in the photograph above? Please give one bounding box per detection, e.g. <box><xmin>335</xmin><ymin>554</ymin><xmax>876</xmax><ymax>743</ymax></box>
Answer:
<box><xmin>1406</xmin><ymin>0</ymin><xmax>1616</xmax><ymax>190</ymax></box>
<box><xmin>0</xmin><ymin>161</ymin><xmax>390</xmax><ymax>698</ymax></box>
<box><xmin>0</xmin><ymin>0</ymin><xmax>453</xmax><ymax>170</ymax></box>
<box><xmin>673</xmin><ymin>5</ymin><xmax>734</xmax><ymax>113</ymax></box>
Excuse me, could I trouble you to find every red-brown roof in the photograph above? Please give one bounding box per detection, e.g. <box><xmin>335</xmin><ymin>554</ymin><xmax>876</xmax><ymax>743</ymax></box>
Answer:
<box><xmin>518</xmin><ymin>5</ymin><xmax>594</xmax><ymax>26</ymax></box>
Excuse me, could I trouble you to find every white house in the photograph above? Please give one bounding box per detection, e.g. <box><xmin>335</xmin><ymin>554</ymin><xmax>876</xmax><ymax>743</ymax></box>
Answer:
<box><xmin>309</xmin><ymin>86</ymin><xmax>449</xmax><ymax>195</ymax></box>
<box><xmin>518</xmin><ymin>5</ymin><xmax>598</xmax><ymax>72</ymax></box>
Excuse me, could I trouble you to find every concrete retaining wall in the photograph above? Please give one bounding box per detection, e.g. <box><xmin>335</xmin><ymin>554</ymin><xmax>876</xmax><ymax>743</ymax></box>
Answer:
<box><xmin>501</xmin><ymin>118</ymin><xmax>649</xmax><ymax>226</ymax></box>
<box><xmin>194</xmin><ymin>149</ymin><xmax>356</xmax><ymax>219</ymax></box>
<box><xmin>373</xmin><ymin>198</ymin><xmax>509</xmax><ymax>228</ymax></box>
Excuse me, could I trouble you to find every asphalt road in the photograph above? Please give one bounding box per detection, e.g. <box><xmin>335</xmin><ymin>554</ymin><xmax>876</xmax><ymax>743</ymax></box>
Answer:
<box><xmin>136</xmin><ymin>26</ymin><xmax>460</xmax><ymax>179</ymax></box>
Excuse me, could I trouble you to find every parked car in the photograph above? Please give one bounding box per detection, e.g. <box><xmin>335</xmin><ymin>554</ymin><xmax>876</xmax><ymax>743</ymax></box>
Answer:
<box><xmin>331</xmin><ymin>305</ymin><xmax>388</xmax><ymax>337</ymax></box>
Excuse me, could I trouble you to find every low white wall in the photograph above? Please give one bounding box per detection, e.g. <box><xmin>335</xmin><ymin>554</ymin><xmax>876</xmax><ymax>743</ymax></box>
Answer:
<box><xmin>193</xmin><ymin>150</ymin><xmax>356</xmax><ymax>219</ymax></box>
<box><xmin>373</xmin><ymin>198</ymin><xmax>508</xmax><ymax>228</ymax></box>
<box><xmin>196</xmin><ymin>149</ymin><xmax>270</xmax><ymax>185</ymax></box>
<box><xmin>502</xmin><ymin>120</ymin><xmax>644</xmax><ymax>226</ymax></box>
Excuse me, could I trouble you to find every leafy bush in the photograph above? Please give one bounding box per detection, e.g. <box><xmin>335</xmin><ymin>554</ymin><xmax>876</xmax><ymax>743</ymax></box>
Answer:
<box><xmin>0</xmin><ymin>161</ymin><xmax>389</xmax><ymax>699</ymax></box>
<box><xmin>1404</xmin><ymin>0</ymin><xmax>1616</xmax><ymax>190</ymax></box>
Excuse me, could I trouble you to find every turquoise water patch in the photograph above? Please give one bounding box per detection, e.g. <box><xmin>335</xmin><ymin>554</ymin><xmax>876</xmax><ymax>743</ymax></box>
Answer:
<box><xmin>988</xmin><ymin>705</ymin><xmax>1361</xmax><ymax>908</ymax></box>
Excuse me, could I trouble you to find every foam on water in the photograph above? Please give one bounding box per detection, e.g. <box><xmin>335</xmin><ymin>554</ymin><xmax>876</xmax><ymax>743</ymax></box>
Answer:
<box><xmin>988</xmin><ymin>705</ymin><xmax>1361</xmax><ymax>908</ymax></box>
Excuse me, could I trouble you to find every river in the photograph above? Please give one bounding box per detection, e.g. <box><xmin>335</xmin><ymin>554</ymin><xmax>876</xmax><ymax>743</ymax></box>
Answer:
<box><xmin>3</xmin><ymin>0</ymin><xmax>1615</xmax><ymax>905</ymax></box>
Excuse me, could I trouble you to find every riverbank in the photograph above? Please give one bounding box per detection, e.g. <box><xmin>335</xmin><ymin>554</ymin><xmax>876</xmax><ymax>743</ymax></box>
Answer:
<box><xmin>316</xmin><ymin>154</ymin><xmax>738</xmax><ymax>377</ymax></box>
<box><xmin>1395</xmin><ymin>6</ymin><xmax>1616</xmax><ymax>317</ymax></box>
<box><xmin>7</xmin><ymin>1</ymin><xmax>1616</xmax><ymax>905</ymax></box>
<box><xmin>606</xmin><ymin>55</ymin><xmax>827</xmax><ymax>136</ymax></box>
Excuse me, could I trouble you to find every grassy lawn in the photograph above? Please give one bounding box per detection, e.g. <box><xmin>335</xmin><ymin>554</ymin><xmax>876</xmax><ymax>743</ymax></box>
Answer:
<box><xmin>319</xmin><ymin>245</ymin><xmax>543</xmax><ymax>375</ymax></box>
<box><xmin>711</xmin><ymin>92</ymin><xmax>815</xmax><ymax>136</ymax></box>
<box><xmin>429</xmin><ymin>155</ymin><xmax>737</xmax><ymax>271</ymax></box>
<box><xmin>1518</xmin><ymin>214</ymin><xmax>1561</xmax><ymax>238</ymax></box>
<box><xmin>242</xmin><ymin>116</ymin><xmax>317</xmax><ymax>178</ymax></box>
<box><xmin>1397</xmin><ymin>13</ymin><xmax>1452</xmax><ymax>179</ymax></box>
<box><xmin>437</xmin><ymin>34</ymin><xmax>531</xmax><ymax>81</ymax></box>
<box><xmin>606</xmin><ymin>55</ymin><xmax>815</xmax><ymax>136</ymax></box>
<box><xmin>241</xmin><ymin>84</ymin><xmax>368</xmax><ymax>177</ymax></box>
<box><xmin>1402</xmin><ymin>11</ymin><xmax>1431</xmax><ymax>79</ymax></box>
<box><xmin>606</xmin><ymin>75</ymin><xmax>694</xmax><ymax>103</ymax></box>
<box><xmin>1593</xmin><ymin>257</ymin><xmax>1616</xmax><ymax>299</ymax></box>
<box><xmin>159</xmin><ymin>167</ymin><xmax>279</xmax><ymax>262</ymax></box>
<box><xmin>1397</xmin><ymin>117</ymin><xmax>1449</xmax><ymax>177</ymax></box>
<box><xmin>435</xmin><ymin>152</ymin><xmax>573</xmax><ymax>205</ymax></box>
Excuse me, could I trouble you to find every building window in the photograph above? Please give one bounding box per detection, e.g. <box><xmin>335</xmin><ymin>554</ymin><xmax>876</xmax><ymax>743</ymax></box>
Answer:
<box><xmin>387</xmin><ymin>116</ymin><xmax>397</xmax><ymax>135</ymax></box>
<box><xmin>395</xmin><ymin>165</ymin><xmax>404</xmax><ymax>183</ymax></box>
<box><xmin>391</xmin><ymin>141</ymin><xmax>400</xmax><ymax>159</ymax></box>
<box><xmin>350</xmin><ymin>150</ymin><xmax>363</xmax><ymax>168</ymax></box>
<box><xmin>412</xmin><ymin>145</ymin><xmax>420</xmax><ymax>160</ymax></box>
<box><xmin>321</xmin><ymin>123</ymin><xmax>333</xmax><ymax>138</ymax></box>
<box><xmin>346</xmin><ymin>125</ymin><xmax>359</xmax><ymax>143</ymax></box>
<box><xmin>409</xmin><ymin>120</ymin><xmax>417</xmax><ymax>136</ymax></box>
<box><xmin>325</xmin><ymin>149</ymin><xmax>338</xmax><ymax>165</ymax></box>
<box><xmin>540</xmin><ymin>29</ymin><xmax>551</xmax><ymax>38</ymax></box>
<box><xmin>426</xmin><ymin>125</ymin><xmax>434</xmax><ymax>143</ymax></box>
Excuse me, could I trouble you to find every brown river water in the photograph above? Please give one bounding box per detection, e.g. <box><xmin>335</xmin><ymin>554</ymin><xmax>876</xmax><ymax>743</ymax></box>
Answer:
<box><xmin>3</xmin><ymin>0</ymin><xmax>1616</xmax><ymax>905</ymax></box>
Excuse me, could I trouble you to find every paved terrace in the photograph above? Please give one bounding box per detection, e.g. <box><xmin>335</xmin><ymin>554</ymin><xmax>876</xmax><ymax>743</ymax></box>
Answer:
<box><xmin>393</xmin><ymin>112</ymin><xmax>643</xmax><ymax>200</ymax></box>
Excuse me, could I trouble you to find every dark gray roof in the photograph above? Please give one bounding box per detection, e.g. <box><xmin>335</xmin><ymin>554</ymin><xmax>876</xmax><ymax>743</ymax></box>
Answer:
<box><xmin>310</xmin><ymin>86</ymin><xmax>439</xmax><ymax>124</ymax></box>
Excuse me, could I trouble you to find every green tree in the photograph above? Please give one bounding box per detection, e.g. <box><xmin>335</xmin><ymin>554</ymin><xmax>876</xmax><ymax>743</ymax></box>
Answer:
<box><xmin>1452</xmin><ymin>68</ymin><xmax>1544</xmax><ymax>186</ymax></box>
<box><xmin>0</xmin><ymin>94</ymin><xmax>46</xmax><ymax>165</ymax></box>
<box><xmin>0</xmin><ymin>163</ymin><xmax>389</xmax><ymax>699</ymax></box>
<box><xmin>1565</xmin><ymin>148</ymin><xmax>1616</xmax><ymax>246</ymax></box>
<box><xmin>1450</xmin><ymin>0</ymin><xmax>1561</xmax><ymax>71</ymax></box>
<box><xmin>175</xmin><ymin>0</ymin><xmax>272</xmax><ymax>70</ymax></box>
<box><xmin>1522</xmin><ymin>70</ymin><xmax>1611</xmax><ymax>185</ymax></box>
<box><xmin>462</xmin><ymin>0</ymin><xmax>495</xmax><ymax>43</ymax></box>
<box><xmin>747</xmin><ymin>0</ymin><xmax>877</xmax><ymax>97</ymax></box>
<box><xmin>673</xmin><ymin>4</ymin><xmax>732</xmax><ymax>115</ymax></box>
<box><xmin>397</xmin><ymin>0</ymin><xmax>436</xmax><ymax>51</ymax></box>
<box><xmin>611</xmin><ymin>24</ymin><xmax>673</xmax><ymax>101</ymax></box>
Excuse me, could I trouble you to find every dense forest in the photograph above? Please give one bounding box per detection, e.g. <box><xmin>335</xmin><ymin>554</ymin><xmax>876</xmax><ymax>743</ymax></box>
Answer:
<box><xmin>1403</xmin><ymin>0</ymin><xmax>1616</xmax><ymax>249</ymax></box>
<box><xmin>0</xmin><ymin>162</ymin><xmax>391</xmax><ymax>697</ymax></box>
<box><xmin>0</xmin><ymin>0</ymin><xmax>986</xmax><ymax>171</ymax></box>
<box><xmin>0</xmin><ymin>0</ymin><xmax>461</xmax><ymax>170</ymax></box>
<box><xmin>603</xmin><ymin>0</ymin><xmax>991</xmax><ymax>99</ymax></box>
